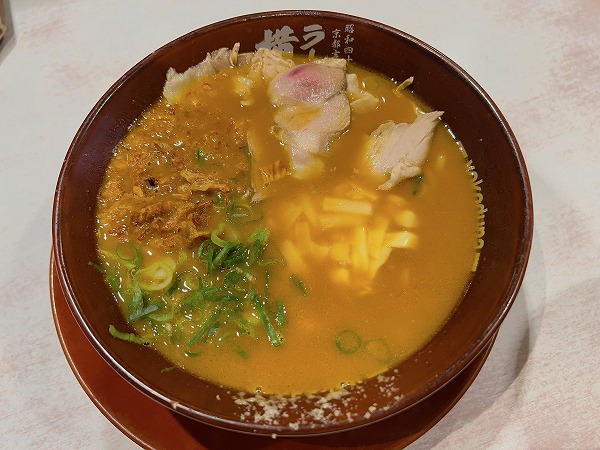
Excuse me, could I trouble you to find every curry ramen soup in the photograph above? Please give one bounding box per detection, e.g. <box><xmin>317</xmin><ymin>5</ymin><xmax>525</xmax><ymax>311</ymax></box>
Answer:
<box><xmin>95</xmin><ymin>46</ymin><xmax>481</xmax><ymax>395</ymax></box>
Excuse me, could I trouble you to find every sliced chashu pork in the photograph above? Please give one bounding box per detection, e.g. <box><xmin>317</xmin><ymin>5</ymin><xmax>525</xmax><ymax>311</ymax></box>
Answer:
<box><xmin>366</xmin><ymin>111</ymin><xmax>443</xmax><ymax>190</ymax></box>
<box><xmin>268</xmin><ymin>59</ymin><xmax>351</xmax><ymax>176</ymax></box>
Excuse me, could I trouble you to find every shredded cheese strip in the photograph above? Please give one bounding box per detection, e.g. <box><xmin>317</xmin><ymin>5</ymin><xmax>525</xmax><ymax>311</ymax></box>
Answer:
<box><xmin>278</xmin><ymin>186</ymin><xmax>419</xmax><ymax>290</ymax></box>
<box><xmin>323</xmin><ymin>197</ymin><xmax>373</xmax><ymax>216</ymax></box>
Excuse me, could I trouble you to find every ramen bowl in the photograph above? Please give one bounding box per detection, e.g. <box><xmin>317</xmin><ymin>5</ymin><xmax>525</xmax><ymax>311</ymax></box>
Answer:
<box><xmin>52</xmin><ymin>10</ymin><xmax>532</xmax><ymax>437</ymax></box>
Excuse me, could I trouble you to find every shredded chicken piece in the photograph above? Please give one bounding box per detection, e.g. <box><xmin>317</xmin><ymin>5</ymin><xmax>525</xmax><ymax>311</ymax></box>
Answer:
<box><xmin>163</xmin><ymin>43</ymin><xmax>245</xmax><ymax>103</ymax></box>
<box><xmin>248</xmin><ymin>48</ymin><xmax>295</xmax><ymax>82</ymax></box>
<box><xmin>394</xmin><ymin>76</ymin><xmax>414</xmax><ymax>95</ymax></box>
<box><xmin>247</xmin><ymin>130</ymin><xmax>290</xmax><ymax>201</ymax></box>
<box><xmin>260</xmin><ymin>160</ymin><xmax>289</xmax><ymax>186</ymax></box>
<box><xmin>346</xmin><ymin>73</ymin><xmax>379</xmax><ymax>113</ymax></box>
<box><xmin>366</xmin><ymin>111</ymin><xmax>443</xmax><ymax>190</ymax></box>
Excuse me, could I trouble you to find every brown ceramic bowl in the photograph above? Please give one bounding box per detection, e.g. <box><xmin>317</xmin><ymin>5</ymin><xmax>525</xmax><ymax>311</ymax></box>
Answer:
<box><xmin>52</xmin><ymin>10</ymin><xmax>533</xmax><ymax>437</ymax></box>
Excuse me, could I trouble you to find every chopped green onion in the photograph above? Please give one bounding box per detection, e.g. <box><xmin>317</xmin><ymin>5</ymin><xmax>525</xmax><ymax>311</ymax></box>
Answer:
<box><xmin>247</xmin><ymin>227</ymin><xmax>270</xmax><ymax>265</ymax></box>
<box><xmin>224</xmin><ymin>269</ymin><xmax>244</xmax><ymax>287</ymax></box>
<box><xmin>115</xmin><ymin>242</ymin><xmax>142</xmax><ymax>269</ymax></box>
<box><xmin>182</xmin><ymin>291</ymin><xmax>205</xmax><ymax>309</ymax></box>
<box><xmin>88</xmin><ymin>261</ymin><xmax>120</xmax><ymax>291</ymax></box>
<box><xmin>212</xmin><ymin>241</ymin><xmax>236</xmax><ymax>269</ymax></box>
<box><xmin>177</xmin><ymin>249</ymin><xmax>188</xmax><ymax>265</ymax></box>
<box><xmin>186</xmin><ymin>305</ymin><xmax>224</xmax><ymax>346</ymax></box>
<box><xmin>201</xmin><ymin>286</ymin><xmax>220</xmax><ymax>299</ymax></box>
<box><xmin>336</xmin><ymin>329</ymin><xmax>362</xmax><ymax>354</ymax></box>
<box><xmin>107</xmin><ymin>276</ymin><xmax>121</xmax><ymax>292</ymax></box>
<box><xmin>147</xmin><ymin>309</ymin><xmax>175</xmax><ymax>322</ymax></box>
<box><xmin>365</xmin><ymin>338</ymin><xmax>392</xmax><ymax>363</ymax></box>
<box><xmin>206</xmin><ymin>295</ymin><xmax>241</xmax><ymax>303</ymax></box>
<box><xmin>184</xmin><ymin>351</ymin><xmax>201</xmax><ymax>358</ymax></box>
<box><xmin>250</xmin><ymin>290</ymin><xmax>281</xmax><ymax>347</ymax></box>
<box><xmin>197</xmin><ymin>240</ymin><xmax>213</xmax><ymax>260</ymax></box>
<box><xmin>161</xmin><ymin>366</ymin><xmax>175</xmax><ymax>373</ymax></box>
<box><xmin>149</xmin><ymin>320</ymin><xmax>169</xmax><ymax>336</ymax></box>
<box><xmin>164</xmin><ymin>277</ymin><xmax>180</xmax><ymax>297</ymax></box>
<box><xmin>129</xmin><ymin>283</ymin><xmax>143</xmax><ymax>314</ymax></box>
<box><xmin>134</xmin><ymin>258</ymin><xmax>176</xmax><ymax>291</ymax></box>
<box><xmin>258</xmin><ymin>257</ymin><xmax>280</xmax><ymax>267</ymax></box>
<box><xmin>275</xmin><ymin>302</ymin><xmax>287</xmax><ymax>328</ymax></box>
<box><xmin>210</xmin><ymin>223</ymin><xmax>229</xmax><ymax>247</ymax></box>
<box><xmin>290</xmin><ymin>274</ymin><xmax>307</xmax><ymax>296</ymax></box>
<box><xmin>128</xmin><ymin>303</ymin><xmax>160</xmax><ymax>322</ymax></box>
<box><xmin>179</xmin><ymin>271</ymin><xmax>200</xmax><ymax>292</ymax></box>
<box><xmin>169</xmin><ymin>328</ymin><xmax>184</xmax><ymax>345</ymax></box>
<box><xmin>88</xmin><ymin>261</ymin><xmax>106</xmax><ymax>274</ymax></box>
<box><xmin>234</xmin><ymin>346</ymin><xmax>250</xmax><ymax>360</ymax></box>
<box><xmin>231</xmin><ymin>315</ymin><xmax>256</xmax><ymax>338</ymax></box>
<box><xmin>180</xmin><ymin>224</ymin><xmax>285</xmax><ymax>349</ymax></box>
<box><xmin>226</xmin><ymin>200</ymin><xmax>262</xmax><ymax>224</ymax></box>
<box><xmin>412</xmin><ymin>173</ymin><xmax>424</xmax><ymax>196</ymax></box>
<box><xmin>220</xmin><ymin>245</ymin><xmax>247</xmax><ymax>267</ymax></box>
<box><xmin>205</xmin><ymin>246</ymin><xmax>215</xmax><ymax>275</ymax></box>
<box><xmin>205</xmin><ymin>321</ymin><xmax>222</xmax><ymax>340</ymax></box>
<box><xmin>108</xmin><ymin>324</ymin><xmax>149</xmax><ymax>345</ymax></box>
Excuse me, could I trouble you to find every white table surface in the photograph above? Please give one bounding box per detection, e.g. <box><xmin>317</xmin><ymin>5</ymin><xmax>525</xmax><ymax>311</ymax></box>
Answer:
<box><xmin>1</xmin><ymin>0</ymin><xmax>599</xmax><ymax>448</ymax></box>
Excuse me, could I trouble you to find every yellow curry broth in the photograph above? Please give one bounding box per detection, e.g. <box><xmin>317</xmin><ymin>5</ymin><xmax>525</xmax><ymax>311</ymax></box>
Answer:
<box><xmin>96</xmin><ymin>57</ymin><xmax>478</xmax><ymax>395</ymax></box>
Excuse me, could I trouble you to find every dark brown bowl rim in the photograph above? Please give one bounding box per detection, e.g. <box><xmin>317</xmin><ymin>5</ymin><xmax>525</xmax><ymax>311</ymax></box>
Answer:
<box><xmin>52</xmin><ymin>9</ymin><xmax>533</xmax><ymax>436</ymax></box>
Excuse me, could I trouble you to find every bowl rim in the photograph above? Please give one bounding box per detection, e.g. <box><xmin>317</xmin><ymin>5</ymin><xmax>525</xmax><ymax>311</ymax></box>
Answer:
<box><xmin>52</xmin><ymin>9</ymin><xmax>533</xmax><ymax>436</ymax></box>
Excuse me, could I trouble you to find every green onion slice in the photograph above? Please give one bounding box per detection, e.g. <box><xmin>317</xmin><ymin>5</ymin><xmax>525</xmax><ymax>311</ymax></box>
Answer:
<box><xmin>210</xmin><ymin>223</ymin><xmax>229</xmax><ymax>247</ymax></box>
<box><xmin>179</xmin><ymin>271</ymin><xmax>200</xmax><ymax>292</ymax></box>
<box><xmin>108</xmin><ymin>325</ymin><xmax>149</xmax><ymax>345</ymax></box>
<box><xmin>186</xmin><ymin>305</ymin><xmax>224</xmax><ymax>346</ymax></box>
<box><xmin>275</xmin><ymin>302</ymin><xmax>287</xmax><ymax>328</ymax></box>
<box><xmin>147</xmin><ymin>309</ymin><xmax>175</xmax><ymax>322</ymax></box>
<box><xmin>164</xmin><ymin>277</ymin><xmax>180</xmax><ymax>297</ymax></box>
<box><xmin>88</xmin><ymin>261</ymin><xmax>121</xmax><ymax>292</ymax></box>
<box><xmin>129</xmin><ymin>283</ymin><xmax>143</xmax><ymax>313</ymax></box>
<box><xmin>223</xmin><ymin>269</ymin><xmax>244</xmax><ymax>288</ymax></box>
<box><xmin>290</xmin><ymin>274</ymin><xmax>307</xmax><ymax>296</ymax></box>
<box><xmin>250</xmin><ymin>290</ymin><xmax>281</xmax><ymax>347</ymax></box>
<box><xmin>336</xmin><ymin>329</ymin><xmax>362</xmax><ymax>354</ymax></box>
<box><xmin>247</xmin><ymin>227</ymin><xmax>270</xmax><ymax>265</ymax></box>
<box><xmin>88</xmin><ymin>261</ymin><xmax>106</xmax><ymax>274</ymax></box>
<box><xmin>412</xmin><ymin>173</ymin><xmax>424</xmax><ymax>196</ymax></box>
<box><xmin>115</xmin><ymin>242</ymin><xmax>142</xmax><ymax>269</ymax></box>
<box><xmin>206</xmin><ymin>294</ymin><xmax>241</xmax><ymax>303</ymax></box>
<box><xmin>128</xmin><ymin>303</ymin><xmax>160</xmax><ymax>322</ymax></box>
<box><xmin>365</xmin><ymin>338</ymin><xmax>392</xmax><ymax>363</ymax></box>
<box><xmin>169</xmin><ymin>328</ymin><xmax>184</xmax><ymax>345</ymax></box>
<box><xmin>226</xmin><ymin>200</ymin><xmax>262</xmax><ymax>224</ymax></box>
<box><xmin>212</xmin><ymin>241</ymin><xmax>236</xmax><ymax>268</ymax></box>
<box><xmin>234</xmin><ymin>346</ymin><xmax>250</xmax><ymax>360</ymax></box>
<box><xmin>231</xmin><ymin>315</ymin><xmax>256</xmax><ymax>338</ymax></box>
<box><xmin>134</xmin><ymin>258</ymin><xmax>176</xmax><ymax>291</ymax></box>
